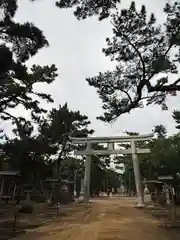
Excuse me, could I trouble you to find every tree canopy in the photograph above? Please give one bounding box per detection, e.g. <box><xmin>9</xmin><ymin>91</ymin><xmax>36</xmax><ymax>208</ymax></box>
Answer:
<box><xmin>172</xmin><ymin>109</ymin><xmax>180</xmax><ymax>129</ymax></box>
<box><xmin>86</xmin><ymin>2</ymin><xmax>180</xmax><ymax>122</ymax></box>
<box><xmin>1</xmin><ymin>103</ymin><xmax>94</xmax><ymax>181</ymax></box>
<box><xmin>56</xmin><ymin>1</ymin><xmax>180</xmax><ymax>122</ymax></box>
<box><xmin>122</xmin><ymin>119</ymin><xmax>180</xmax><ymax>193</ymax></box>
<box><xmin>0</xmin><ymin>0</ymin><xmax>58</xmax><ymax>124</ymax></box>
<box><xmin>56</xmin><ymin>0</ymin><xmax>121</xmax><ymax>20</ymax></box>
<box><xmin>38</xmin><ymin>103</ymin><xmax>94</xmax><ymax>177</ymax></box>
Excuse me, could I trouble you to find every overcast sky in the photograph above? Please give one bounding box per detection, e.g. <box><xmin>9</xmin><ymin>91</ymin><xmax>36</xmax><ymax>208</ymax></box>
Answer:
<box><xmin>3</xmin><ymin>0</ymin><xmax>178</xmax><ymax>137</ymax></box>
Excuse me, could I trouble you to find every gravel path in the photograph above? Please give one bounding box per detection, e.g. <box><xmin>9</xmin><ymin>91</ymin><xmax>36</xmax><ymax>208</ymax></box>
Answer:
<box><xmin>12</xmin><ymin>197</ymin><xmax>180</xmax><ymax>240</ymax></box>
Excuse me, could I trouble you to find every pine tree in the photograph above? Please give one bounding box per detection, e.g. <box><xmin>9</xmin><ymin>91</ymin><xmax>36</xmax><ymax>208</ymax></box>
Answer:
<box><xmin>0</xmin><ymin>0</ymin><xmax>58</xmax><ymax>122</ymax></box>
<box><xmin>57</xmin><ymin>1</ymin><xmax>180</xmax><ymax>122</ymax></box>
<box><xmin>172</xmin><ymin>110</ymin><xmax>180</xmax><ymax>129</ymax></box>
<box><xmin>86</xmin><ymin>2</ymin><xmax>180</xmax><ymax>122</ymax></box>
<box><xmin>38</xmin><ymin>103</ymin><xmax>94</xmax><ymax>177</ymax></box>
<box><xmin>56</xmin><ymin>0</ymin><xmax>121</xmax><ymax>20</ymax></box>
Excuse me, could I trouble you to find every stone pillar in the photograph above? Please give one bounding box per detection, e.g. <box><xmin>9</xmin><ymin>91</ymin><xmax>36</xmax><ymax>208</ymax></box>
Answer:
<box><xmin>131</xmin><ymin>140</ymin><xmax>144</xmax><ymax>207</ymax></box>
<box><xmin>83</xmin><ymin>143</ymin><xmax>91</xmax><ymax>204</ymax></box>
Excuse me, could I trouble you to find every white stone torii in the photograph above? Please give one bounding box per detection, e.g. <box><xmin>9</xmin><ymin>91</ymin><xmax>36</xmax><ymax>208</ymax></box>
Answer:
<box><xmin>70</xmin><ymin>134</ymin><xmax>153</xmax><ymax>207</ymax></box>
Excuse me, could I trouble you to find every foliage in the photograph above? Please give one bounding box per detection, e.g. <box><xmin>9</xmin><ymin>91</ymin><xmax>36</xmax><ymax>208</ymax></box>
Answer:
<box><xmin>0</xmin><ymin>0</ymin><xmax>60</xmax><ymax>183</ymax></box>
<box><xmin>105</xmin><ymin>169</ymin><xmax>121</xmax><ymax>192</ymax></box>
<box><xmin>90</xmin><ymin>154</ymin><xmax>121</xmax><ymax>195</ymax></box>
<box><xmin>90</xmin><ymin>155</ymin><xmax>107</xmax><ymax>195</ymax></box>
<box><xmin>124</xmin><ymin>131</ymin><xmax>139</xmax><ymax>136</ymax></box>
<box><xmin>149</xmin><ymin>124</ymin><xmax>180</xmax><ymax>179</ymax></box>
<box><xmin>56</xmin><ymin>0</ymin><xmax>121</xmax><ymax>20</ymax></box>
<box><xmin>82</xmin><ymin>1</ymin><xmax>180</xmax><ymax>122</ymax></box>
<box><xmin>153</xmin><ymin>124</ymin><xmax>167</xmax><ymax>138</ymax></box>
<box><xmin>172</xmin><ymin>109</ymin><xmax>180</xmax><ymax>129</ymax></box>
<box><xmin>122</xmin><ymin>124</ymin><xmax>180</xmax><ymax>191</ymax></box>
<box><xmin>0</xmin><ymin>103</ymin><xmax>94</xmax><ymax>182</ymax></box>
<box><xmin>122</xmin><ymin>163</ymin><xmax>135</xmax><ymax>193</ymax></box>
<box><xmin>56</xmin><ymin>0</ymin><xmax>180</xmax><ymax>122</ymax></box>
<box><xmin>1</xmin><ymin>120</ymin><xmax>55</xmax><ymax>182</ymax></box>
<box><xmin>0</xmin><ymin>0</ymin><xmax>58</xmax><ymax>122</ymax></box>
<box><xmin>38</xmin><ymin>103</ymin><xmax>94</xmax><ymax>177</ymax></box>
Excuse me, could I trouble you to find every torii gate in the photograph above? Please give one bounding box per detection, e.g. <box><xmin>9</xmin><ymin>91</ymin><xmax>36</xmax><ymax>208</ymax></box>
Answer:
<box><xmin>70</xmin><ymin>134</ymin><xmax>153</xmax><ymax>207</ymax></box>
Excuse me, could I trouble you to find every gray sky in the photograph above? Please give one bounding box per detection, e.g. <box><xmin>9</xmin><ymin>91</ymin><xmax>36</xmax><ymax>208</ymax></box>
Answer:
<box><xmin>3</xmin><ymin>0</ymin><xmax>179</xmax><ymax>137</ymax></box>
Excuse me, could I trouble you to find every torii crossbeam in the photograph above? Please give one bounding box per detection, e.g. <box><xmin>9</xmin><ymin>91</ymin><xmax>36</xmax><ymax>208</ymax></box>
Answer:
<box><xmin>70</xmin><ymin>134</ymin><xmax>153</xmax><ymax>207</ymax></box>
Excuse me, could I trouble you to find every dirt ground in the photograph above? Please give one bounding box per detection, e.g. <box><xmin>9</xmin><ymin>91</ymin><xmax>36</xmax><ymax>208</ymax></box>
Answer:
<box><xmin>8</xmin><ymin>197</ymin><xmax>180</xmax><ymax>240</ymax></box>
